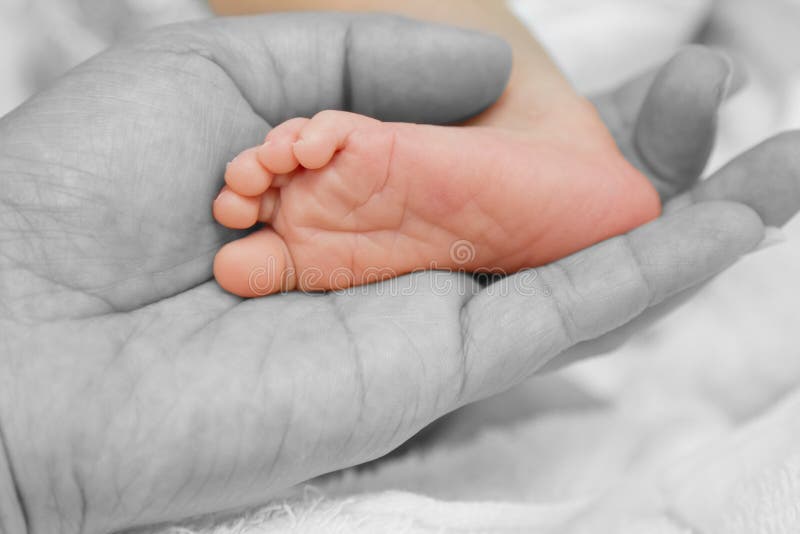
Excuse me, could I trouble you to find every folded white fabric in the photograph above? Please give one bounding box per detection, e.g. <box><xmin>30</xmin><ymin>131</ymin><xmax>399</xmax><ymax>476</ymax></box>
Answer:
<box><xmin>507</xmin><ymin>0</ymin><xmax>712</xmax><ymax>93</ymax></box>
<box><xmin>663</xmin><ymin>389</ymin><xmax>800</xmax><ymax>534</ymax></box>
<box><xmin>0</xmin><ymin>0</ymin><xmax>208</xmax><ymax>117</ymax></box>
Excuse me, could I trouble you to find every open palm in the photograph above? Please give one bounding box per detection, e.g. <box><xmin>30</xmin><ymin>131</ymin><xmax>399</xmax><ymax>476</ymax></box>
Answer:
<box><xmin>1</xmin><ymin>14</ymin><xmax>798</xmax><ymax>534</ymax></box>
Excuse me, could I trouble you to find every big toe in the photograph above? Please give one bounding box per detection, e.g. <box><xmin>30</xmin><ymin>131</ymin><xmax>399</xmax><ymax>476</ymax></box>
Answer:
<box><xmin>214</xmin><ymin>228</ymin><xmax>295</xmax><ymax>297</ymax></box>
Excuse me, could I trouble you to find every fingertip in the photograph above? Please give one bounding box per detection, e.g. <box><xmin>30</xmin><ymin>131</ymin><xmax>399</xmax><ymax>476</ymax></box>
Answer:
<box><xmin>668</xmin><ymin>45</ymin><xmax>734</xmax><ymax>100</ymax></box>
<box><xmin>695</xmin><ymin>201</ymin><xmax>765</xmax><ymax>252</ymax></box>
<box><xmin>348</xmin><ymin>15</ymin><xmax>512</xmax><ymax>123</ymax></box>
<box><xmin>634</xmin><ymin>45</ymin><xmax>733</xmax><ymax>191</ymax></box>
<box><xmin>693</xmin><ymin>131</ymin><xmax>800</xmax><ymax>227</ymax></box>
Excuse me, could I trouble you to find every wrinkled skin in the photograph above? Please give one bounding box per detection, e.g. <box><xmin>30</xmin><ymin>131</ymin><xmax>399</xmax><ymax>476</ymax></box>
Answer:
<box><xmin>0</xmin><ymin>13</ymin><xmax>799</xmax><ymax>534</ymax></box>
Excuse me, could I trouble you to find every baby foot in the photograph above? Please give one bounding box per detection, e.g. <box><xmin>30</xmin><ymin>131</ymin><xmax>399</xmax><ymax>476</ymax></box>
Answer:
<box><xmin>213</xmin><ymin>106</ymin><xmax>660</xmax><ymax>297</ymax></box>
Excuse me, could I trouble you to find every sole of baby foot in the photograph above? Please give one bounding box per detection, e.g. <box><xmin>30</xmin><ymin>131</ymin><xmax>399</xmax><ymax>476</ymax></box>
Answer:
<box><xmin>214</xmin><ymin>108</ymin><xmax>660</xmax><ymax>297</ymax></box>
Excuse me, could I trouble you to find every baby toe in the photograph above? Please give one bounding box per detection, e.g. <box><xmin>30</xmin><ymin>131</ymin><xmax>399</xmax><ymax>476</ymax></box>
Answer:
<box><xmin>225</xmin><ymin>147</ymin><xmax>273</xmax><ymax>196</ymax></box>
<box><xmin>212</xmin><ymin>186</ymin><xmax>261</xmax><ymax>229</ymax></box>
<box><xmin>293</xmin><ymin>134</ymin><xmax>338</xmax><ymax>170</ymax></box>
<box><xmin>257</xmin><ymin>189</ymin><xmax>280</xmax><ymax>222</ymax></box>
<box><xmin>213</xmin><ymin>227</ymin><xmax>295</xmax><ymax>297</ymax></box>
<box><xmin>257</xmin><ymin>117</ymin><xmax>309</xmax><ymax>174</ymax></box>
<box><xmin>294</xmin><ymin>110</ymin><xmax>380</xmax><ymax>169</ymax></box>
<box><xmin>258</xmin><ymin>139</ymin><xmax>299</xmax><ymax>174</ymax></box>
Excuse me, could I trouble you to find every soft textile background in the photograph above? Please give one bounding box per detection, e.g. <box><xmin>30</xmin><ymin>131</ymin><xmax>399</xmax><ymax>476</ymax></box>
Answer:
<box><xmin>2</xmin><ymin>1</ymin><xmax>800</xmax><ymax>533</ymax></box>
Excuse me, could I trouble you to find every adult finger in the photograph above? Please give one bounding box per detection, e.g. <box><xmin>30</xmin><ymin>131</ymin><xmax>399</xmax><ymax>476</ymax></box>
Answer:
<box><xmin>634</xmin><ymin>46</ymin><xmax>733</xmax><ymax>196</ymax></box>
<box><xmin>459</xmin><ymin>200</ymin><xmax>764</xmax><ymax>404</ymax></box>
<box><xmin>595</xmin><ymin>46</ymin><xmax>736</xmax><ymax>198</ymax></box>
<box><xmin>686</xmin><ymin>131</ymin><xmax>800</xmax><ymax>226</ymax></box>
<box><xmin>551</xmin><ymin>132</ymin><xmax>800</xmax><ymax>366</ymax></box>
<box><xmin>142</xmin><ymin>13</ymin><xmax>512</xmax><ymax>125</ymax></box>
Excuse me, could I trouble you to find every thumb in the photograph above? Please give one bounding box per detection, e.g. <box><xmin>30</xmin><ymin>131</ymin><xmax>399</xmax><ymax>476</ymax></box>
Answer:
<box><xmin>144</xmin><ymin>13</ymin><xmax>512</xmax><ymax>125</ymax></box>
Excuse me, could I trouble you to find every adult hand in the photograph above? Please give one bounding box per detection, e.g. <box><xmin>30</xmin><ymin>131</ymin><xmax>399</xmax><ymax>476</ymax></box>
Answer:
<box><xmin>0</xmin><ymin>14</ymin><xmax>796</xmax><ymax>534</ymax></box>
